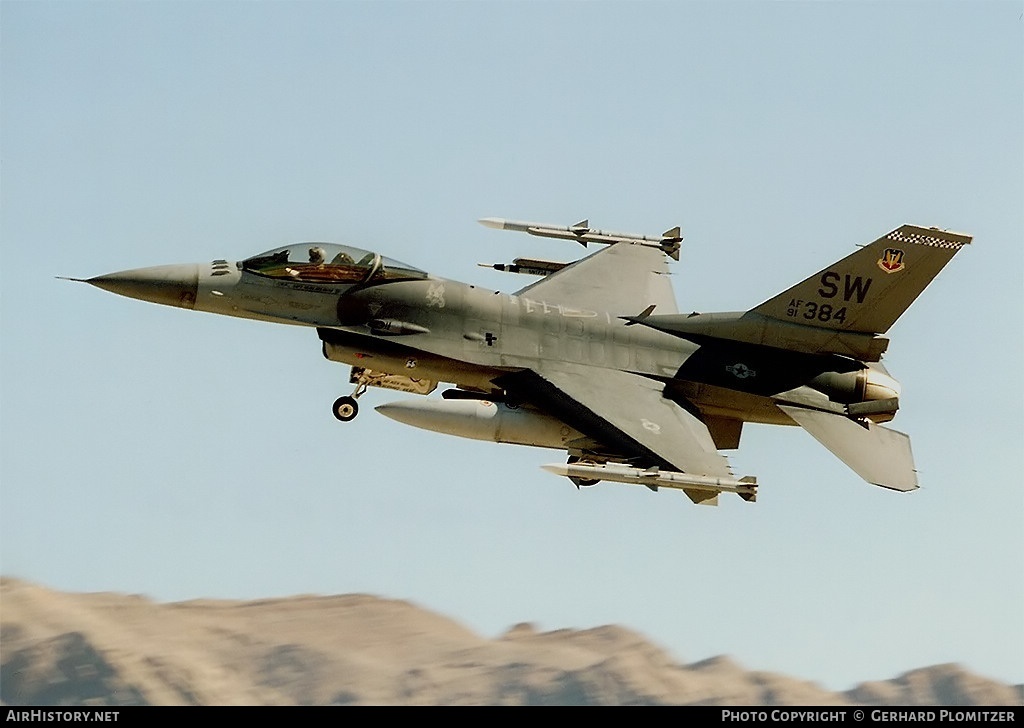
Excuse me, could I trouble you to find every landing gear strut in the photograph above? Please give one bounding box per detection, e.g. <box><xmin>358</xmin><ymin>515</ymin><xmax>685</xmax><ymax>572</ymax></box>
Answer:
<box><xmin>332</xmin><ymin>370</ymin><xmax>370</xmax><ymax>422</ymax></box>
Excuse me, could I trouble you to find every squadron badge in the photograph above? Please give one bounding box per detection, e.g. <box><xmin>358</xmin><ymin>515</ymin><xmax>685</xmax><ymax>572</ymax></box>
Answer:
<box><xmin>425</xmin><ymin>282</ymin><xmax>446</xmax><ymax>308</ymax></box>
<box><xmin>877</xmin><ymin>248</ymin><xmax>906</xmax><ymax>274</ymax></box>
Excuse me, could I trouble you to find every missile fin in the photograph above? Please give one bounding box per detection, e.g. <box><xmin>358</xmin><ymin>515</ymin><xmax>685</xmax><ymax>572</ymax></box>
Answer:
<box><xmin>683</xmin><ymin>488</ymin><xmax>719</xmax><ymax>506</ymax></box>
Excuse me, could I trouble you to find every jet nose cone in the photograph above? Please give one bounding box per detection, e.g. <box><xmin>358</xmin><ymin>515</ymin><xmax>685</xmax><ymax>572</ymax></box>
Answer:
<box><xmin>86</xmin><ymin>264</ymin><xmax>199</xmax><ymax>309</ymax></box>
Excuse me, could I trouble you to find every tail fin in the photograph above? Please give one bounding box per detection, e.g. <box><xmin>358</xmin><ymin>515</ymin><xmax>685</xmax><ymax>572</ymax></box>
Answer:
<box><xmin>751</xmin><ymin>225</ymin><xmax>971</xmax><ymax>335</ymax></box>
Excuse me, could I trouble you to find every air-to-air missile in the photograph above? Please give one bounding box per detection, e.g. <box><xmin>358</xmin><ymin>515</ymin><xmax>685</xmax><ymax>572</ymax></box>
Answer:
<box><xmin>542</xmin><ymin>461</ymin><xmax>758</xmax><ymax>502</ymax></box>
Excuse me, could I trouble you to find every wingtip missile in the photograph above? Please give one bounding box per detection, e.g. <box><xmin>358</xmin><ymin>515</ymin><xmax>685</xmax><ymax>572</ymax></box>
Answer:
<box><xmin>480</xmin><ymin>216</ymin><xmax>684</xmax><ymax>259</ymax></box>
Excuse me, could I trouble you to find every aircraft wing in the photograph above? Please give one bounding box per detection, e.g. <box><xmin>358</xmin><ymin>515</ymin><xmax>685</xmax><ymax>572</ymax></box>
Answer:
<box><xmin>514</xmin><ymin>243</ymin><xmax>679</xmax><ymax>315</ymax></box>
<box><xmin>496</xmin><ymin>363</ymin><xmax>732</xmax><ymax>478</ymax></box>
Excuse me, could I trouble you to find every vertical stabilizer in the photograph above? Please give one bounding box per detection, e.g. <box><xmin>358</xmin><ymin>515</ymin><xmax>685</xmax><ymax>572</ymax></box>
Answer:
<box><xmin>751</xmin><ymin>225</ymin><xmax>971</xmax><ymax>335</ymax></box>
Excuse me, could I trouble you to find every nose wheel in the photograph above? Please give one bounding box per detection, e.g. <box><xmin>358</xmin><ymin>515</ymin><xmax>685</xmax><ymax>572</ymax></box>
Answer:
<box><xmin>331</xmin><ymin>366</ymin><xmax>372</xmax><ymax>423</ymax></box>
<box><xmin>332</xmin><ymin>396</ymin><xmax>359</xmax><ymax>422</ymax></box>
<box><xmin>332</xmin><ymin>370</ymin><xmax>370</xmax><ymax>422</ymax></box>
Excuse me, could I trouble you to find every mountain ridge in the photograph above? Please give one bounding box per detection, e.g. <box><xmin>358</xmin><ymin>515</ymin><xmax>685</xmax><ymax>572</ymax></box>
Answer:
<box><xmin>2</xmin><ymin>577</ymin><xmax>1019</xmax><ymax>706</ymax></box>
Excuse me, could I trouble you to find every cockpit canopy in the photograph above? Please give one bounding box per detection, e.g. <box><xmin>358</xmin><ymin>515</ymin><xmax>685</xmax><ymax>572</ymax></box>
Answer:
<box><xmin>242</xmin><ymin>243</ymin><xmax>427</xmax><ymax>285</ymax></box>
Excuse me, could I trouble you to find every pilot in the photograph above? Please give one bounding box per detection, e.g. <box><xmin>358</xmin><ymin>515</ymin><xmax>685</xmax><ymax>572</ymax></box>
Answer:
<box><xmin>308</xmin><ymin>246</ymin><xmax>326</xmax><ymax>266</ymax></box>
<box><xmin>331</xmin><ymin>250</ymin><xmax>355</xmax><ymax>266</ymax></box>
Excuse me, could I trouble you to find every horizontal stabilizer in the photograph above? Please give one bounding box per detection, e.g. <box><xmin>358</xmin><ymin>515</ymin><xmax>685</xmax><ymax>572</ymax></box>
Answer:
<box><xmin>778</xmin><ymin>405</ymin><xmax>917</xmax><ymax>491</ymax></box>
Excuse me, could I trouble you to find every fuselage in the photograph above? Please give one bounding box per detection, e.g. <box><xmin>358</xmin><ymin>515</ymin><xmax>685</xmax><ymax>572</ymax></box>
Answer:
<box><xmin>110</xmin><ymin>247</ymin><xmax>897</xmax><ymax>430</ymax></box>
<box><xmin>194</xmin><ymin>257</ymin><xmax>701</xmax><ymax>389</ymax></box>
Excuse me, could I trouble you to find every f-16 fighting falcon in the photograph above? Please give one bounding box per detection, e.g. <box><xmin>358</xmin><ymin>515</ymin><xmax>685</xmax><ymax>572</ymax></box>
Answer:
<box><xmin>69</xmin><ymin>217</ymin><xmax>971</xmax><ymax>505</ymax></box>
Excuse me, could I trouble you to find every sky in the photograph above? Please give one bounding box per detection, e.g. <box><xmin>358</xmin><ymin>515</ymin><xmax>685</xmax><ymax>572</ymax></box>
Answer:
<box><xmin>2</xmin><ymin>1</ymin><xmax>1021</xmax><ymax>693</ymax></box>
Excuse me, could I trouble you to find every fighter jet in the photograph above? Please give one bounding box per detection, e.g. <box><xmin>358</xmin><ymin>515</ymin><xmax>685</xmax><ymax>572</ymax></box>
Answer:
<box><xmin>71</xmin><ymin>217</ymin><xmax>971</xmax><ymax>505</ymax></box>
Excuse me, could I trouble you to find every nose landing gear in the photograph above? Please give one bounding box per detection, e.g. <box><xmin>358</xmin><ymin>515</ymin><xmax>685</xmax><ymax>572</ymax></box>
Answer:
<box><xmin>332</xmin><ymin>371</ymin><xmax>370</xmax><ymax>422</ymax></box>
<box><xmin>332</xmin><ymin>395</ymin><xmax>359</xmax><ymax>422</ymax></box>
